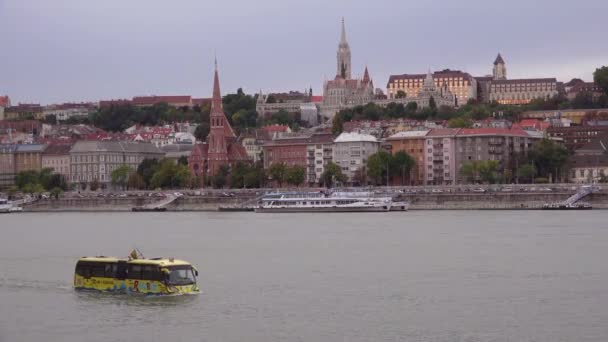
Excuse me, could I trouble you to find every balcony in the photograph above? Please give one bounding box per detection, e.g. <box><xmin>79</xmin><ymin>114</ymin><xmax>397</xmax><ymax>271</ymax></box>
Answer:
<box><xmin>433</xmin><ymin>152</ymin><xmax>443</xmax><ymax>157</ymax></box>
<box><xmin>488</xmin><ymin>139</ymin><xmax>503</xmax><ymax>145</ymax></box>
<box><xmin>489</xmin><ymin>148</ymin><xmax>503</xmax><ymax>154</ymax></box>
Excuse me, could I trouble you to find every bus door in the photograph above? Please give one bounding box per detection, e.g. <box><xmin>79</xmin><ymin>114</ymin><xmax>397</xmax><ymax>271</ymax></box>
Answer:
<box><xmin>116</xmin><ymin>261</ymin><xmax>128</xmax><ymax>279</ymax></box>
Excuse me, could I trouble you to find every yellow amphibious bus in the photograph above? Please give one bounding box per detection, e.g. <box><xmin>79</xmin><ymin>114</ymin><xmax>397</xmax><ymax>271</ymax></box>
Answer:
<box><xmin>74</xmin><ymin>254</ymin><xmax>200</xmax><ymax>295</ymax></box>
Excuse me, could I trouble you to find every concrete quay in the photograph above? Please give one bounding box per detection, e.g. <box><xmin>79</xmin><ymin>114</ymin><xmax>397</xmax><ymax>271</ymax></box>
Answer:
<box><xmin>20</xmin><ymin>186</ymin><xmax>608</xmax><ymax>211</ymax></box>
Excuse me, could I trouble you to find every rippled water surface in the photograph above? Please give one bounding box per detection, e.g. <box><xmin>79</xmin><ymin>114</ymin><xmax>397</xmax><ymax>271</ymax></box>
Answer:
<box><xmin>1</xmin><ymin>211</ymin><xmax>608</xmax><ymax>342</ymax></box>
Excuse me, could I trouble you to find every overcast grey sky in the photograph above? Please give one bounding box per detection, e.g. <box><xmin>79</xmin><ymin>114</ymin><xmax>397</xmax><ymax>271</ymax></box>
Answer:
<box><xmin>1</xmin><ymin>0</ymin><xmax>607</xmax><ymax>104</ymax></box>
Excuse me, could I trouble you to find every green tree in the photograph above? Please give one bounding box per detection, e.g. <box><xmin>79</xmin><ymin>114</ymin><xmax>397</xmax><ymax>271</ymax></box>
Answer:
<box><xmin>396</xmin><ymin>90</ymin><xmax>407</xmax><ymax>99</ymax></box>
<box><xmin>137</xmin><ymin>158</ymin><xmax>160</xmax><ymax>189</ymax></box>
<box><xmin>194</xmin><ymin>122</ymin><xmax>210</xmax><ymax>142</ymax></box>
<box><xmin>367</xmin><ymin>151</ymin><xmax>392</xmax><ymax>186</ymax></box>
<box><xmin>391</xmin><ymin>151</ymin><xmax>415</xmax><ymax>185</ymax></box>
<box><xmin>286</xmin><ymin>165</ymin><xmax>306</xmax><ymax>186</ymax></box>
<box><xmin>22</xmin><ymin>183</ymin><xmax>45</xmax><ymax>195</ymax></box>
<box><xmin>177</xmin><ymin>156</ymin><xmax>189</xmax><ymax>166</ymax></box>
<box><xmin>90</xmin><ymin>178</ymin><xmax>100</xmax><ymax>191</ymax></box>
<box><xmin>229</xmin><ymin>162</ymin><xmax>250</xmax><ymax>188</ymax></box>
<box><xmin>49</xmin><ymin>187</ymin><xmax>63</xmax><ymax>200</ymax></box>
<box><xmin>111</xmin><ymin>165</ymin><xmax>132</xmax><ymax>190</ymax></box>
<box><xmin>332</xmin><ymin>113</ymin><xmax>344</xmax><ymax>135</ymax></box>
<box><xmin>128</xmin><ymin>172</ymin><xmax>146</xmax><ymax>190</ymax></box>
<box><xmin>478</xmin><ymin>160</ymin><xmax>500</xmax><ymax>184</ymax></box>
<box><xmin>517</xmin><ymin>164</ymin><xmax>536</xmax><ymax>183</ymax></box>
<box><xmin>528</xmin><ymin>139</ymin><xmax>569</xmax><ymax>182</ymax></box>
<box><xmin>594</xmin><ymin>66</ymin><xmax>608</xmax><ymax>95</ymax></box>
<box><xmin>447</xmin><ymin>117</ymin><xmax>473</xmax><ymax>128</ymax></box>
<box><xmin>405</xmin><ymin>102</ymin><xmax>418</xmax><ymax>114</ymax></box>
<box><xmin>429</xmin><ymin>96</ymin><xmax>437</xmax><ymax>110</ymax></box>
<box><xmin>149</xmin><ymin>159</ymin><xmax>192</xmax><ymax>189</ymax></box>
<box><xmin>244</xmin><ymin>167</ymin><xmax>266</xmax><ymax>188</ymax></box>
<box><xmin>211</xmin><ymin>164</ymin><xmax>230</xmax><ymax>188</ymax></box>
<box><xmin>320</xmin><ymin>162</ymin><xmax>347</xmax><ymax>188</ymax></box>
<box><xmin>268</xmin><ymin>163</ymin><xmax>287</xmax><ymax>187</ymax></box>
<box><xmin>461</xmin><ymin>161</ymin><xmax>480</xmax><ymax>183</ymax></box>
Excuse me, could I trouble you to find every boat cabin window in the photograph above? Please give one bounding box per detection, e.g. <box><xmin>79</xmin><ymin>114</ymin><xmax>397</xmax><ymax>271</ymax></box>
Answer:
<box><xmin>165</xmin><ymin>266</ymin><xmax>196</xmax><ymax>286</ymax></box>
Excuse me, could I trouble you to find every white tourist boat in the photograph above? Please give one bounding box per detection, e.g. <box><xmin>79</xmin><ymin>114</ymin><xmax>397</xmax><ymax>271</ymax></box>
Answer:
<box><xmin>255</xmin><ymin>191</ymin><xmax>405</xmax><ymax>213</ymax></box>
<box><xmin>0</xmin><ymin>198</ymin><xmax>23</xmax><ymax>214</ymax></box>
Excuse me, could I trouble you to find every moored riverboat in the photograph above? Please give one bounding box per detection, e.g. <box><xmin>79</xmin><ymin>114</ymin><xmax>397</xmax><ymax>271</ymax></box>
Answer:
<box><xmin>541</xmin><ymin>202</ymin><xmax>592</xmax><ymax>210</ymax></box>
<box><xmin>0</xmin><ymin>198</ymin><xmax>23</xmax><ymax>214</ymax></box>
<box><xmin>74</xmin><ymin>251</ymin><xmax>199</xmax><ymax>295</ymax></box>
<box><xmin>255</xmin><ymin>191</ymin><xmax>397</xmax><ymax>213</ymax></box>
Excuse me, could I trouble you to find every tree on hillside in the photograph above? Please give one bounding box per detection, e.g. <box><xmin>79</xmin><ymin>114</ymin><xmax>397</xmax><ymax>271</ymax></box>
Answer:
<box><xmin>572</xmin><ymin>91</ymin><xmax>595</xmax><ymax>109</ymax></box>
<box><xmin>594</xmin><ymin>66</ymin><xmax>608</xmax><ymax>95</ymax></box>
<box><xmin>447</xmin><ymin>117</ymin><xmax>473</xmax><ymax>128</ymax></box>
<box><xmin>396</xmin><ymin>90</ymin><xmax>407</xmax><ymax>99</ymax></box>
<box><xmin>320</xmin><ymin>162</ymin><xmax>347</xmax><ymax>188</ymax></box>
<box><xmin>429</xmin><ymin>96</ymin><xmax>437</xmax><ymax>110</ymax></box>
<box><xmin>194</xmin><ymin>122</ymin><xmax>210</xmax><ymax>142</ymax></box>
<box><xmin>332</xmin><ymin>113</ymin><xmax>344</xmax><ymax>135</ymax></box>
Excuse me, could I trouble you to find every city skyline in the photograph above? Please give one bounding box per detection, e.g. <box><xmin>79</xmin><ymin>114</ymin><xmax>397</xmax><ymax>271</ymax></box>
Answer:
<box><xmin>1</xmin><ymin>0</ymin><xmax>607</xmax><ymax>104</ymax></box>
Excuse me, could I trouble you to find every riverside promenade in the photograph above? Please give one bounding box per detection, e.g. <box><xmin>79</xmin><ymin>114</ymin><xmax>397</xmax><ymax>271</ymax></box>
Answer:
<box><xmin>17</xmin><ymin>184</ymin><xmax>608</xmax><ymax>211</ymax></box>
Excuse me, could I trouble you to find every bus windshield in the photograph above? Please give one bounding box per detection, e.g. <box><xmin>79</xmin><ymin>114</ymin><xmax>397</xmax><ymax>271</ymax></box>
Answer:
<box><xmin>165</xmin><ymin>266</ymin><xmax>196</xmax><ymax>286</ymax></box>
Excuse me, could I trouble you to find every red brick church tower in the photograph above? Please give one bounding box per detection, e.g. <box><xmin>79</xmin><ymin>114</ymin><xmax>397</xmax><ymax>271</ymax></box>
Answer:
<box><xmin>189</xmin><ymin>59</ymin><xmax>250</xmax><ymax>182</ymax></box>
<box><xmin>206</xmin><ymin>59</ymin><xmax>239</xmax><ymax>176</ymax></box>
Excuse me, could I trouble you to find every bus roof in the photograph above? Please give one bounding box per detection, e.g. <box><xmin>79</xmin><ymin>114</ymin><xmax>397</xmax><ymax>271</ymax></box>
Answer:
<box><xmin>77</xmin><ymin>256</ymin><xmax>192</xmax><ymax>267</ymax></box>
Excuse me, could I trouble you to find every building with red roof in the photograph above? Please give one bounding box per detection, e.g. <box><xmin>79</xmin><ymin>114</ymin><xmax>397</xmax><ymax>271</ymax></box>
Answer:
<box><xmin>0</xmin><ymin>96</ymin><xmax>10</xmax><ymax>108</ymax></box>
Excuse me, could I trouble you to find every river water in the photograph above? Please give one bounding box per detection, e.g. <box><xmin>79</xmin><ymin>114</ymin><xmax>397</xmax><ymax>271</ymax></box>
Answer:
<box><xmin>0</xmin><ymin>211</ymin><xmax>607</xmax><ymax>342</ymax></box>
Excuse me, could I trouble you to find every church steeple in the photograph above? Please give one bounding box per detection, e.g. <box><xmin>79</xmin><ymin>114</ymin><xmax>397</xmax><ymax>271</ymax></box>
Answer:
<box><xmin>362</xmin><ymin>66</ymin><xmax>370</xmax><ymax>84</ymax></box>
<box><xmin>340</xmin><ymin>17</ymin><xmax>348</xmax><ymax>46</ymax></box>
<box><xmin>336</xmin><ymin>17</ymin><xmax>352</xmax><ymax>79</ymax></box>
<box><xmin>493</xmin><ymin>53</ymin><xmax>507</xmax><ymax>80</ymax></box>
<box><xmin>207</xmin><ymin>57</ymin><xmax>235</xmax><ymax>176</ymax></box>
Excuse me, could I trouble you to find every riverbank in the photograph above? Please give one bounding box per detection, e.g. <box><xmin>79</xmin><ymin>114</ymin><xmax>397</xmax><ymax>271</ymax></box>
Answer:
<box><xmin>20</xmin><ymin>191</ymin><xmax>608</xmax><ymax>211</ymax></box>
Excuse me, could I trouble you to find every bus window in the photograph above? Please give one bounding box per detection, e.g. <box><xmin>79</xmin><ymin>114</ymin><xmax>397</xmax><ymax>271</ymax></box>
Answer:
<box><xmin>127</xmin><ymin>265</ymin><xmax>142</xmax><ymax>279</ymax></box>
<box><xmin>90</xmin><ymin>264</ymin><xmax>106</xmax><ymax>277</ymax></box>
<box><xmin>141</xmin><ymin>265</ymin><xmax>161</xmax><ymax>281</ymax></box>
<box><xmin>75</xmin><ymin>263</ymin><xmax>91</xmax><ymax>278</ymax></box>
<box><xmin>104</xmin><ymin>263</ymin><xmax>117</xmax><ymax>278</ymax></box>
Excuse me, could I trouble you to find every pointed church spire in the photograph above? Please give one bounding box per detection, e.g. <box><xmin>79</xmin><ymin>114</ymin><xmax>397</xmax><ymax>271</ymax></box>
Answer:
<box><xmin>340</xmin><ymin>17</ymin><xmax>347</xmax><ymax>46</ymax></box>
<box><xmin>363</xmin><ymin>66</ymin><xmax>370</xmax><ymax>84</ymax></box>
<box><xmin>211</xmin><ymin>57</ymin><xmax>222</xmax><ymax>115</ymax></box>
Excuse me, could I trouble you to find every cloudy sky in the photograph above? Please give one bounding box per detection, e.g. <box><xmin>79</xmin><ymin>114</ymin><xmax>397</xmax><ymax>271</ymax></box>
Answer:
<box><xmin>1</xmin><ymin>0</ymin><xmax>607</xmax><ymax>104</ymax></box>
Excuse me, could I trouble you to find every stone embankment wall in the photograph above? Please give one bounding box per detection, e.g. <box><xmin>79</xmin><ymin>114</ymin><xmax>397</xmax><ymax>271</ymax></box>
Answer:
<box><xmin>401</xmin><ymin>192</ymin><xmax>608</xmax><ymax>210</ymax></box>
<box><xmin>23</xmin><ymin>191</ymin><xmax>608</xmax><ymax>211</ymax></box>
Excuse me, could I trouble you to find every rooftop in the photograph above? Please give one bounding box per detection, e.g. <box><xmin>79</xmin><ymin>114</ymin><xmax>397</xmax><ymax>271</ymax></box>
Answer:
<box><xmin>70</xmin><ymin>141</ymin><xmax>164</xmax><ymax>154</ymax></box>
<box><xmin>334</xmin><ymin>132</ymin><xmax>377</xmax><ymax>143</ymax></box>
<box><xmin>386</xmin><ymin>130</ymin><xmax>430</xmax><ymax>140</ymax></box>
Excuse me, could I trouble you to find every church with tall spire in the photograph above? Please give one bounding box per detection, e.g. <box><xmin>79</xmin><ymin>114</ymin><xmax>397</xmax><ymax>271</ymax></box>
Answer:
<box><xmin>188</xmin><ymin>59</ymin><xmax>249</xmax><ymax>181</ymax></box>
<box><xmin>320</xmin><ymin>18</ymin><xmax>375</xmax><ymax>118</ymax></box>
